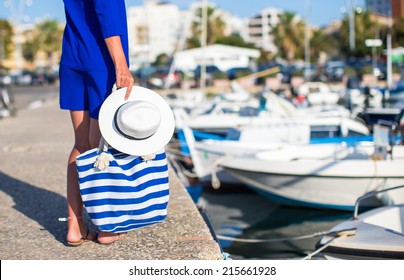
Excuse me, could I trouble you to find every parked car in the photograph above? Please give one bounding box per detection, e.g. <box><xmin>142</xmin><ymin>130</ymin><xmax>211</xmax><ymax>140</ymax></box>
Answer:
<box><xmin>132</xmin><ymin>66</ymin><xmax>157</xmax><ymax>87</ymax></box>
<box><xmin>226</xmin><ymin>67</ymin><xmax>253</xmax><ymax>80</ymax></box>
<box><xmin>15</xmin><ymin>70</ymin><xmax>47</xmax><ymax>86</ymax></box>
<box><xmin>133</xmin><ymin>66</ymin><xmax>182</xmax><ymax>89</ymax></box>
<box><xmin>194</xmin><ymin>65</ymin><xmax>222</xmax><ymax>86</ymax></box>
<box><xmin>148</xmin><ymin>67</ymin><xmax>182</xmax><ymax>89</ymax></box>
<box><xmin>324</xmin><ymin>61</ymin><xmax>346</xmax><ymax>82</ymax></box>
<box><xmin>0</xmin><ymin>74</ymin><xmax>12</xmax><ymax>86</ymax></box>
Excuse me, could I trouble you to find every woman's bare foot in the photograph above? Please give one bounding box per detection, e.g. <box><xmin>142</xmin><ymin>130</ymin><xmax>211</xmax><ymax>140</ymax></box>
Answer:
<box><xmin>66</xmin><ymin>216</ymin><xmax>97</xmax><ymax>246</ymax></box>
<box><xmin>97</xmin><ymin>231</ymin><xmax>127</xmax><ymax>245</ymax></box>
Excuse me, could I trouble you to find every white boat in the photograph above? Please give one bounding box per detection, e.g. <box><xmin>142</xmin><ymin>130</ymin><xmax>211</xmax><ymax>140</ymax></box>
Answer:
<box><xmin>189</xmin><ymin>123</ymin><xmax>312</xmax><ymax>186</ymax></box>
<box><xmin>344</xmin><ymin>86</ymin><xmax>383</xmax><ymax>109</ymax></box>
<box><xmin>174</xmin><ymin>103</ymin><xmax>373</xmax><ymax>187</ymax></box>
<box><xmin>383</xmin><ymin>81</ymin><xmax>404</xmax><ymax>102</ymax></box>
<box><xmin>217</xmin><ymin>127</ymin><xmax>404</xmax><ymax>210</ymax></box>
<box><xmin>166</xmin><ymin>81</ymin><xmax>258</xmax><ymax>118</ymax></box>
<box><xmin>179</xmin><ymin>88</ymin><xmax>368</xmax><ymax>137</ymax></box>
<box><xmin>342</xmin><ymin>77</ymin><xmax>383</xmax><ymax>109</ymax></box>
<box><xmin>297</xmin><ymin>82</ymin><xmax>341</xmax><ymax>106</ymax></box>
<box><xmin>314</xmin><ymin>185</ymin><xmax>404</xmax><ymax>260</ymax></box>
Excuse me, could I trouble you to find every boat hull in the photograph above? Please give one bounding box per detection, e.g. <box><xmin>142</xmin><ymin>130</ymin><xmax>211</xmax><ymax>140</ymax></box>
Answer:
<box><xmin>317</xmin><ymin>204</ymin><xmax>404</xmax><ymax>259</ymax></box>
<box><xmin>221</xmin><ymin>150</ymin><xmax>404</xmax><ymax>211</ymax></box>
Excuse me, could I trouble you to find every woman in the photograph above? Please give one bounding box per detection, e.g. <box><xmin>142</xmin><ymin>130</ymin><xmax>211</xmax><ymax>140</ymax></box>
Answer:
<box><xmin>59</xmin><ymin>0</ymin><xmax>134</xmax><ymax>245</ymax></box>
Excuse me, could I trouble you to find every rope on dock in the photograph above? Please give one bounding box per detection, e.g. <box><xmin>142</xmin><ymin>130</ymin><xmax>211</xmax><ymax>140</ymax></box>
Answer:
<box><xmin>217</xmin><ymin>228</ymin><xmax>357</xmax><ymax>260</ymax></box>
<box><xmin>166</xmin><ymin>151</ymin><xmax>199</xmax><ymax>178</ymax></box>
<box><xmin>301</xmin><ymin>228</ymin><xmax>356</xmax><ymax>260</ymax></box>
<box><xmin>216</xmin><ymin>231</ymin><xmax>330</xmax><ymax>243</ymax></box>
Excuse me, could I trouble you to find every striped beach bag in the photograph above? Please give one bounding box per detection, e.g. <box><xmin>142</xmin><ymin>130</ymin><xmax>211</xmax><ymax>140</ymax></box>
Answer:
<box><xmin>76</xmin><ymin>146</ymin><xmax>169</xmax><ymax>233</ymax></box>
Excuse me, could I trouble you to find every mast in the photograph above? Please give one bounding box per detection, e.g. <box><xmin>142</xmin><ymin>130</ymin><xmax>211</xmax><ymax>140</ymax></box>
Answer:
<box><xmin>304</xmin><ymin>0</ymin><xmax>311</xmax><ymax>81</ymax></box>
<box><xmin>199</xmin><ymin>0</ymin><xmax>208</xmax><ymax>91</ymax></box>
<box><xmin>385</xmin><ymin>8</ymin><xmax>393</xmax><ymax>101</ymax></box>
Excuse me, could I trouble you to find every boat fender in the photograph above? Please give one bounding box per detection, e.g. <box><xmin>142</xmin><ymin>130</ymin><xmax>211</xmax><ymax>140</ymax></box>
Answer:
<box><xmin>333</xmin><ymin>228</ymin><xmax>357</xmax><ymax>237</ymax></box>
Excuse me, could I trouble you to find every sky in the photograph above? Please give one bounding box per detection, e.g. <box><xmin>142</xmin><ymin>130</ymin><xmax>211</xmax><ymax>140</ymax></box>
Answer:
<box><xmin>1</xmin><ymin>0</ymin><xmax>365</xmax><ymax>27</ymax></box>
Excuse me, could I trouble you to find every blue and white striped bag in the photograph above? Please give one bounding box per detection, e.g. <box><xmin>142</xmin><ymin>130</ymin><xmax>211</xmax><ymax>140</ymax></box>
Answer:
<box><xmin>76</xmin><ymin>147</ymin><xmax>169</xmax><ymax>233</ymax></box>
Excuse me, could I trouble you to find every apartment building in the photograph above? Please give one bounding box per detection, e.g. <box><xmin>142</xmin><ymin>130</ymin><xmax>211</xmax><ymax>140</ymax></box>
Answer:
<box><xmin>127</xmin><ymin>0</ymin><xmax>186</xmax><ymax>69</ymax></box>
<box><xmin>391</xmin><ymin>0</ymin><xmax>404</xmax><ymax>18</ymax></box>
<box><xmin>243</xmin><ymin>8</ymin><xmax>281</xmax><ymax>53</ymax></box>
<box><xmin>366</xmin><ymin>0</ymin><xmax>391</xmax><ymax>15</ymax></box>
<box><xmin>127</xmin><ymin>1</ymin><xmax>245</xmax><ymax>69</ymax></box>
<box><xmin>366</xmin><ymin>0</ymin><xmax>404</xmax><ymax>18</ymax></box>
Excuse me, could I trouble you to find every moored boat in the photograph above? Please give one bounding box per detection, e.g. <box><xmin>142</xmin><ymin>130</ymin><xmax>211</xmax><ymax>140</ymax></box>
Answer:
<box><xmin>217</xmin><ymin>124</ymin><xmax>404</xmax><ymax>210</ymax></box>
<box><xmin>314</xmin><ymin>185</ymin><xmax>404</xmax><ymax>260</ymax></box>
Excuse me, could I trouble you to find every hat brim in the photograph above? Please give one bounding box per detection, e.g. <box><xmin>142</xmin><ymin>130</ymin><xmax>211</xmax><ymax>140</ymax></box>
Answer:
<box><xmin>99</xmin><ymin>86</ymin><xmax>175</xmax><ymax>155</ymax></box>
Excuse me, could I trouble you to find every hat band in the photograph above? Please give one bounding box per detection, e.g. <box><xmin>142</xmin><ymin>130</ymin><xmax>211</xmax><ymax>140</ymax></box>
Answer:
<box><xmin>113</xmin><ymin>108</ymin><xmax>156</xmax><ymax>141</ymax></box>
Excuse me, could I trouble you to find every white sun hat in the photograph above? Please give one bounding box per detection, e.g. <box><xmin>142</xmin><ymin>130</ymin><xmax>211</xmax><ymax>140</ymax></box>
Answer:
<box><xmin>99</xmin><ymin>86</ymin><xmax>175</xmax><ymax>156</ymax></box>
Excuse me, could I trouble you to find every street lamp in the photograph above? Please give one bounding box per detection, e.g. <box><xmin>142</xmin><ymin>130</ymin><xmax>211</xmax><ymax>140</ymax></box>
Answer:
<box><xmin>343</xmin><ymin>0</ymin><xmax>363</xmax><ymax>52</ymax></box>
<box><xmin>344</xmin><ymin>0</ymin><xmax>356</xmax><ymax>51</ymax></box>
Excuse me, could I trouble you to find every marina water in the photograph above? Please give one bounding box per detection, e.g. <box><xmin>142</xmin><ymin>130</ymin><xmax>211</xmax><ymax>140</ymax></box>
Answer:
<box><xmin>197</xmin><ymin>186</ymin><xmax>352</xmax><ymax>260</ymax></box>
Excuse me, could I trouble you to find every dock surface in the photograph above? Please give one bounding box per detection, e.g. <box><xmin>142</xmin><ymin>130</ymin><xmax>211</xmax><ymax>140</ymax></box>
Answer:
<box><xmin>0</xmin><ymin>94</ymin><xmax>223</xmax><ymax>260</ymax></box>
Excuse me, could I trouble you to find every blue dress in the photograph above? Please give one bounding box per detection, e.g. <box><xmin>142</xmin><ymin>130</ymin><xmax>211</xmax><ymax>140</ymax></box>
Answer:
<box><xmin>59</xmin><ymin>0</ymin><xmax>129</xmax><ymax>119</ymax></box>
<box><xmin>60</xmin><ymin>0</ymin><xmax>129</xmax><ymax>71</ymax></box>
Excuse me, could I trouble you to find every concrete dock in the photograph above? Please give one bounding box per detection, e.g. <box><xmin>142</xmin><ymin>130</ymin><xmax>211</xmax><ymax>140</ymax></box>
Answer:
<box><xmin>0</xmin><ymin>93</ymin><xmax>223</xmax><ymax>260</ymax></box>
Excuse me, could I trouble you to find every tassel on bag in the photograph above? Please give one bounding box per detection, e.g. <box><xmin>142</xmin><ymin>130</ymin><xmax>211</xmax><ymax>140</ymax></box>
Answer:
<box><xmin>94</xmin><ymin>151</ymin><xmax>111</xmax><ymax>171</ymax></box>
<box><xmin>93</xmin><ymin>136</ymin><xmax>111</xmax><ymax>171</ymax></box>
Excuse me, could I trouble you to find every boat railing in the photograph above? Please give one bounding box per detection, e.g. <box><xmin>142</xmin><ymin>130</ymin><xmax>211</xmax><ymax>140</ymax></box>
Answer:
<box><xmin>353</xmin><ymin>184</ymin><xmax>404</xmax><ymax>219</ymax></box>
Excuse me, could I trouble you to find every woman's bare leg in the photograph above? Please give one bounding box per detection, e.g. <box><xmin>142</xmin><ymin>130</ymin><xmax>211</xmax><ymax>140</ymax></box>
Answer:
<box><xmin>67</xmin><ymin>111</ymin><xmax>124</xmax><ymax>244</ymax></box>
<box><xmin>66</xmin><ymin>110</ymin><xmax>97</xmax><ymax>243</ymax></box>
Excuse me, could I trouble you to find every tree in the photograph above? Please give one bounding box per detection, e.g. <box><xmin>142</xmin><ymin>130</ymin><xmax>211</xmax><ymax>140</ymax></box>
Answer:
<box><xmin>215</xmin><ymin>34</ymin><xmax>255</xmax><ymax>49</ymax></box>
<box><xmin>391</xmin><ymin>17</ymin><xmax>404</xmax><ymax>48</ymax></box>
<box><xmin>0</xmin><ymin>19</ymin><xmax>14</xmax><ymax>66</ymax></box>
<box><xmin>271</xmin><ymin>11</ymin><xmax>305</xmax><ymax>62</ymax></box>
<box><xmin>153</xmin><ymin>53</ymin><xmax>170</xmax><ymax>66</ymax></box>
<box><xmin>31</xmin><ymin>19</ymin><xmax>63</xmax><ymax>71</ymax></box>
<box><xmin>187</xmin><ymin>5</ymin><xmax>226</xmax><ymax>48</ymax></box>
<box><xmin>22</xmin><ymin>38</ymin><xmax>39</xmax><ymax>65</ymax></box>
<box><xmin>338</xmin><ymin>9</ymin><xmax>379</xmax><ymax>58</ymax></box>
<box><xmin>309</xmin><ymin>28</ymin><xmax>338</xmax><ymax>62</ymax></box>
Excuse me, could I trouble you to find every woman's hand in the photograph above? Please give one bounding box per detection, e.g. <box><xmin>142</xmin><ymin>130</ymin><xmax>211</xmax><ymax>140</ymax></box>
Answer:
<box><xmin>105</xmin><ymin>36</ymin><xmax>134</xmax><ymax>100</ymax></box>
<box><xmin>115</xmin><ymin>61</ymin><xmax>134</xmax><ymax>100</ymax></box>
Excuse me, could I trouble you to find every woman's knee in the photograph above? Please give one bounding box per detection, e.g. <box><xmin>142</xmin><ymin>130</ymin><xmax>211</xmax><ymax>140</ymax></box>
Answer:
<box><xmin>73</xmin><ymin>142</ymin><xmax>91</xmax><ymax>154</ymax></box>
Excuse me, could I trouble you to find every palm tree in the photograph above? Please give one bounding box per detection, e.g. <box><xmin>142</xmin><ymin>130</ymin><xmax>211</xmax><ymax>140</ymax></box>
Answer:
<box><xmin>31</xmin><ymin>20</ymin><xmax>63</xmax><ymax>71</ymax></box>
<box><xmin>22</xmin><ymin>39</ymin><xmax>39</xmax><ymax>66</ymax></box>
<box><xmin>271</xmin><ymin>11</ymin><xmax>305</xmax><ymax>63</ymax></box>
<box><xmin>310</xmin><ymin>28</ymin><xmax>337</xmax><ymax>62</ymax></box>
<box><xmin>390</xmin><ymin>17</ymin><xmax>404</xmax><ymax>48</ymax></box>
<box><xmin>187</xmin><ymin>5</ymin><xmax>226</xmax><ymax>48</ymax></box>
<box><xmin>0</xmin><ymin>19</ymin><xmax>14</xmax><ymax>66</ymax></box>
<box><xmin>339</xmin><ymin>10</ymin><xmax>379</xmax><ymax>58</ymax></box>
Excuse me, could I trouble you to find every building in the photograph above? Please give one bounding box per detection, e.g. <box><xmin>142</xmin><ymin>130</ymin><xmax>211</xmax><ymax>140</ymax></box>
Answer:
<box><xmin>189</xmin><ymin>1</ymin><xmax>244</xmax><ymax>37</ymax></box>
<box><xmin>366</xmin><ymin>0</ymin><xmax>404</xmax><ymax>18</ymax></box>
<box><xmin>127</xmin><ymin>1</ymin><xmax>247</xmax><ymax>70</ymax></box>
<box><xmin>243</xmin><ymin>8</ymin><xmax>281</xmax><ymax>53</ymax></box>
<box><xmin>127</xmin><ymin>0</ymin><xmax>186</xmax><ymax>70</ymax></box>
<box><xmin>2</xmin><ymin>23</ymin><xmax>50</xmax><ymax>72</ymax></box>
<box><xmin>366</xmin><ymin>0</ymin><xmax>390</xmax><ymax>15</ymax></box>
<box><xmin>173</xmin><ymin>44</ymin><xmax>260</xmax><ymax>72</ymax></box>
<box><xmin>391</xmin><ymin>0</ymin><xmax>404</xmax><ymax>18</ymax></box>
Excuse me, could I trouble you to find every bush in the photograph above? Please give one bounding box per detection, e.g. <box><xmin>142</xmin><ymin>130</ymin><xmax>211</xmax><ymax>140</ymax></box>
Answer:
<box><xmin>360</xmin><ymin>65</ymin><xmax>374</xmax><ymax>75</ymax></box>
<box><xmin>344</xmin><ymin>67</ymin><xmax>357</xmax><ymax>76</ymax></box>
<box><xmin>213</xmin><ymin>71</ymin><xmax>228</xmax><ymax>79</ymax></box>
<box><xmin>292</xmin><ymin>69</ymin><xmax>304</xmax><ymax>77</ymax></box>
